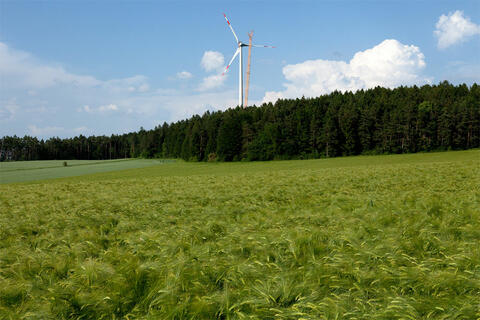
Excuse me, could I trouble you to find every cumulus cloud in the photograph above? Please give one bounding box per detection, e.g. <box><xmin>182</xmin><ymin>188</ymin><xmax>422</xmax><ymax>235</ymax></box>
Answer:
<box><xmin>197</xmin><ymin>51</ymin><xmax>228</xmax><ymax>91</ymax></box>
<box><xmin>435</xmin><ymin>10</ymin><xmax>480</xmax><ymax>49</ymax></box>
<box><xmin>201</xmin><ymin>51</ymin><xmax>225</xmax><ymax>72</ymax></box>
<box><xmin>197</xmin><ymin>74</ymin><xmax>227</xmax><ymax>91</ymax></box>
<box><xmin>176</xmin><ymin>71</ymin><xmax>193</xmax><ymax>79</ymax></box>
<box><xmin>263</xmin><ymin>39</ymin><xmax>428</xmax><ymax>103</ymax></box>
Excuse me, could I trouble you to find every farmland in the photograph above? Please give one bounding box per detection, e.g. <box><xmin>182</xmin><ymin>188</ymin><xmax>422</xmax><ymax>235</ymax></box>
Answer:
<box><xmin>0</xmin><ymin>159</ymin><xmax>164</xmax><ymax>184</ymax></box>
<box><xmin>0</xmin><ymin>150</ymin><xmax>479</xmax><ymax>319</ymax></box>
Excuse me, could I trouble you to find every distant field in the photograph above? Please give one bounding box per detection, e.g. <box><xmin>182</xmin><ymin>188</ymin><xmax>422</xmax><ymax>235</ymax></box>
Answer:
<box><xmin>0</xmin><ymin>159</ymin><xmax>165</xmax><ymax>184</ymax></box>
<box><xmin>0</xmin><ymin>150</ymin><xmax>479</xmax><ymax>319</ymax></box>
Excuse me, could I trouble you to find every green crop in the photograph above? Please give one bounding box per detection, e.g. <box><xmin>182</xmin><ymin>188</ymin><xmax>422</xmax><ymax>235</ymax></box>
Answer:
<box><xmin>0</xmin><ymin>159</ymin><xmax>164</xmax><ymax>184</ymax></box>
<box><xmin>0</xmin><ymin>150</ymin><xmax>479</xmax><ymax>319</ymax></box>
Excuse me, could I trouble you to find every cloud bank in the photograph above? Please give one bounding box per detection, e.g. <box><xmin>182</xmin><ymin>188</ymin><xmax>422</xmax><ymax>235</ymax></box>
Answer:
<box><xmin>263</xmin><ymin>39</ymin><xmax>428</xmax><ymax>102</ymax></box>
<box><xmin>435</xmin><ymin>10</ymin><xmax>480</xmax><ymax>49</ymax></box>
<box><xmin>0</xmin><ymin>42</ymin><xmax>100</xmax><ymax>89</ymax></box>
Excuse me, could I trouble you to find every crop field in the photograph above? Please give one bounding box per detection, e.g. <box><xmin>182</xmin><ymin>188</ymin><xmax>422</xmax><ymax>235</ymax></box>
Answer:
<box><xmin>0</xmin><ymin>159</ymin><xmax>165</xmax><ymax>184</ymax></box>
<box><xmin>0</xmin><ymin>150</ymin><xmax>479</xmax><ymax>319</ymax></box>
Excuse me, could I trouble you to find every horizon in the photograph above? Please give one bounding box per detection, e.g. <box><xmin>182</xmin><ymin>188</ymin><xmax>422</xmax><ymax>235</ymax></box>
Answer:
<box><xmin>1</xmin><ymin>81</ymin><xmax>477</xmax><ymax>140</ymax></box>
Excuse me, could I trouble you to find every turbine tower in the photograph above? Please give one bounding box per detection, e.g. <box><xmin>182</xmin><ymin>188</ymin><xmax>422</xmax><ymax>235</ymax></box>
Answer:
<box><xmin>222</xmin><ymin>13</ymin><xmax>275</xmax><ymax>108</ymax></box>
<box><xmin>245</xmin><ymin>31</ymin><xmax>253</xmax><ymax>107</ymax></box>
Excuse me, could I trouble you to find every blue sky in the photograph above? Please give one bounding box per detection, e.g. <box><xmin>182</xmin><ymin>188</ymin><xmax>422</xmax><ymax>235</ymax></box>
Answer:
<box><xmin>1</xmin><ymin>0</ymin><xmax>479</xmax><ymax>138</ymax></box>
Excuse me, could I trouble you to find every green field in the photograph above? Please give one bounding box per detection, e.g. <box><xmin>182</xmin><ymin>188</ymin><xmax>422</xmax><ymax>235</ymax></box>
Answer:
<box><xmin>1</xmin><ymin>150</ymin><xmax>479</xmax><ymax>319</ymax></box>
<box><xmin>0</xmin><ymin>159</ymin><xmax>166</xmax><ymax>184</ymax></box>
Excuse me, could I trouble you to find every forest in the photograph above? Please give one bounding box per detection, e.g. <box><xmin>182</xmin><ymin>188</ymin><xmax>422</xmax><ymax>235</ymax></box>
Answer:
<box><xmin>1</xmin><ymin>81</ymin><xmax>479</xmax><ymax>162</ymax></box>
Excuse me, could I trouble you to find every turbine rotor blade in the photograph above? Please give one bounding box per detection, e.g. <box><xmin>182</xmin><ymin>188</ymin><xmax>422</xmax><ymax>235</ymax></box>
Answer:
<box><xmin>222</xmin><ymin>48</ymin><xmax>240</xmax><ymax>75</ymax></box>
<box><xmin>251</xmin><ymin>44</ymin><xmax>276</xmax><ymax>48</ymax></box>
<box><xmin>223</xmin><ymin>13</ymin><xmax>239</xmax><ymax>43</ymax></box>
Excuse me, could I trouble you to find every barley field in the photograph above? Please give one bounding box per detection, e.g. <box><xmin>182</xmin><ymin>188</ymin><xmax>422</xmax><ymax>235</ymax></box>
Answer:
<box><xmin>0</xmin><ymin>150</ymin><xmax>479</xmax><ymax>319</ymax></box>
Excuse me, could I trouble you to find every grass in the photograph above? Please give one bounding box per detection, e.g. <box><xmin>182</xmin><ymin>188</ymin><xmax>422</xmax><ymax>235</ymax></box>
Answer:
<box><xmin>0</xmin><ymin>159</ymin><xmax>165</xmax><ymax>184</ymax></box>
<box><xmin>0</xmin><ymin>150</ymin><xmax>479</xmax><ymax>319</ymax></box>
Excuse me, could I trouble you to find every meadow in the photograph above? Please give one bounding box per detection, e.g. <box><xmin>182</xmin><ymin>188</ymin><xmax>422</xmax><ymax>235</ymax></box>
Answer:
<box><xmin>0</xmin><ymin>150</ymin><xmax>479</xmax><ymax>319</ymax></box>
<box><xmin>0</xmin><ymin>159</ymin><xmax>164</xmax><ymax>184</ymax></box>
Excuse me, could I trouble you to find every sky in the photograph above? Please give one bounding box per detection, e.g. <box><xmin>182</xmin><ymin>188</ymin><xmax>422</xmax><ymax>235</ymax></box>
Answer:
<box><xmin>1</xmin><ymin>0</ymin><xmax>479</xmax><ymax>139</ymax></box>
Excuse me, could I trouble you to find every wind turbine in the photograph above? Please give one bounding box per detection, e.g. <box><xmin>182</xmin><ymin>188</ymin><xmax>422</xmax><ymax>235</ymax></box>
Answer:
<box><xmin>222</xmin><ymin>13</ymin><xmax>275</xmax><ymax>108</ymax></box>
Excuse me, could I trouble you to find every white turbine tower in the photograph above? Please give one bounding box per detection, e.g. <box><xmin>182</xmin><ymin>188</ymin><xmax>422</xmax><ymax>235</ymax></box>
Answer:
<box><xmin>222</xmin><ymin>13</ymin><xmax>275</xmax><ymax>108</ymax></box>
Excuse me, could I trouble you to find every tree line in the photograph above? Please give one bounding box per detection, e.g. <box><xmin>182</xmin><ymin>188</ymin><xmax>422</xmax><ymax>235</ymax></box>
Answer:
<box><xmin>1</xmin><ymin>82</ymin><xmax>479</xmax><ymax>162</ymax></box>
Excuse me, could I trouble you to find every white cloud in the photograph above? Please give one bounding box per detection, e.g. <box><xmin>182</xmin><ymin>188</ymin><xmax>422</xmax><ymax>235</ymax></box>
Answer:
<box><xmin>138</xmin><ymin>83</ymin><xmax>150</xmax><ymax>92</ymax></box>
<box><xmin>81</xmin><ymin>105</ymin><xmax>92</xmax><ymax>113</ymax></box>
<box><xmin>201</xmin><ymin>51</ymin><xmax>224</xmax><ymax>72</ymax></box>
<box><xmin>176</xmin><ymin>71</ymin><xmax>193</xmax><ymax>79</ymax></box>
<box><xmin>350</xmin><ymin>39</ymin><xmax>426</xmax><ymax>86</ymax></box>
<box><xmin>104</xmin><ymin>75</ymin><xmax>150</xmax><ymax>93</ymax></box>
<box><xmin>0</xmin><ymin>42</ymin><xmax>150</xmax><ymax>94</ymax></box>
<box><xmin>98</xmin><ymin>104</ymin><xmax>118</xmax><ymax>112</ymax></box>
<box><xmin>263</xmin><ymin>39</ymin><xmax>428</xmax><ymax>103</ymax></box>
<box><xmin>197</xmin><ymin>51</ymin><xmax>227</xmax><ymax>91</ymax></box>
<box><xmin>435</xmin><ymin>10</ymin><xmax>480</xmax><ymax>49</ymax></box>
<box><xmin>0</xmin><ymin>99</ymin><xmax>20</xmax><ymax>121</ymax></box>
<box><xmin>111</xmin><ymin>89</ymin><xmax>238</xmax><ymax>121</ymax></box>
<box><xmin>80</xmin><ymin>104</ymin><xmax>119</xmax><ymax>113</ymax></box>
<box><xmin>28</xmin><ymin>125</ymin><xmax>64</xmax><ymax>136</ymax></box>
<box><xmin>27</xmin><ymin>125</ymin><xmax>92</xmax><ymax>137</ymax></box>
<box><xmin>0</xmin><ymin>42</ymin><xmax>101</xmax><ymax>89</ymax></box>
<box><xmin>197</xmin><ymin>74</ymin><xmax>227</xmax><ymax>91</ymax></box>
<box><xmin>73</xmin><ymin>126</ymin><xmax>89</xmax><ymax>134</ymax></box>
